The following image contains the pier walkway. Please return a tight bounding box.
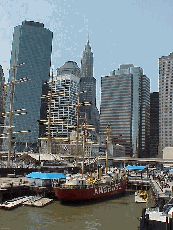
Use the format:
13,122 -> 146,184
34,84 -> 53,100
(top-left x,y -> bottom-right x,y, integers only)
127,172 -> 173,202
0,176 -> 54,205
150,179 -> 164,199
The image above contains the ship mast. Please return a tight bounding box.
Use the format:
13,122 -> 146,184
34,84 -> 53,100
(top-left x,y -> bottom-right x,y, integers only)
75,88 -> 80,165
81,118 -> 95,178
71,87 -> 91,166
105,124 -> 111,174
47,69 -> 53,154
39,72 -> 68,153
8,54 -> 16,168
82,120 -> 86,178
5,51 -> 28,168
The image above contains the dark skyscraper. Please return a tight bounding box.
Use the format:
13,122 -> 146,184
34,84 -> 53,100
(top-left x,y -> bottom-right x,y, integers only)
3,21 -> 53,151
81,39 -> 93,78
140,74 -> 150,157
79,39 -> 99,133
150,92 -> 159,157
100,65 -> 150,157
100,73 -> 133,156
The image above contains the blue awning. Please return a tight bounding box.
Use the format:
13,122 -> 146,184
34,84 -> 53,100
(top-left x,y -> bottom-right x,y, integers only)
125,165 -> 146,170
25,172 -> 66,179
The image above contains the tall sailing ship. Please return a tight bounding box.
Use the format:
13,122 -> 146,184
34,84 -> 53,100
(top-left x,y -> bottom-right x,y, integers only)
47,76 -> 127,201
52,124 -> 127,201
52,169 -> 127,201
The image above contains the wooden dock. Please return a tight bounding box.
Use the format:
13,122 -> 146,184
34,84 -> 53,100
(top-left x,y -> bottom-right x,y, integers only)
0,176 -> 55,204
23,196 -> 53,207
0,196 -> 53,210
0,196 -> 32,210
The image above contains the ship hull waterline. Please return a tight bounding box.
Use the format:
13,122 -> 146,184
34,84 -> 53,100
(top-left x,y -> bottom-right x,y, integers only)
53,177 -> 127,201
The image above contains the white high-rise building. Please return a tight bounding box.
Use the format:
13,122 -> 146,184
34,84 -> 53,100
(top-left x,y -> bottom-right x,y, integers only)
49,74 -> 79,138
159,52 -> 173,154
48,61 -> 80,138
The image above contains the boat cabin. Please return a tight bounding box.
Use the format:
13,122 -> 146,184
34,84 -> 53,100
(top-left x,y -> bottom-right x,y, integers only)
65,176 -> 87,186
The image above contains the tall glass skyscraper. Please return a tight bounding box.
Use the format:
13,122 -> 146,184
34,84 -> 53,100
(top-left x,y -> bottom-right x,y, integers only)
100,64 -> 150,157
140,74 -> 150,157
3,21 -> 53,151
100,73 -> 133,156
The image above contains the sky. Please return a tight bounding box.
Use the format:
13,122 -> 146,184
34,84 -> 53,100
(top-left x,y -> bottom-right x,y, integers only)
0,0 -> 173,109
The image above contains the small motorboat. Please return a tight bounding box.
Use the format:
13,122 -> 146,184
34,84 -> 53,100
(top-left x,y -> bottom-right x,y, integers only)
135,190 -> 148,203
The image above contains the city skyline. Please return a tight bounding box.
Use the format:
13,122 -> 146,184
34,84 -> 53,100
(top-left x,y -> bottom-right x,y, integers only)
1,0 -> 173,110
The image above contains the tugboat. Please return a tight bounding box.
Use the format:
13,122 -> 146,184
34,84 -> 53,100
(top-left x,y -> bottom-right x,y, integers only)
52,124 -> 127,201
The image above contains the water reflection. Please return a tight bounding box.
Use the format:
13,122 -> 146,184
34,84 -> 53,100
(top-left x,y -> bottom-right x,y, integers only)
0,190 -> 155,230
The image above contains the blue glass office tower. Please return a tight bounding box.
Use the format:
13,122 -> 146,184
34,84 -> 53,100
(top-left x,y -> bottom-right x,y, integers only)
3,21 -> 53,151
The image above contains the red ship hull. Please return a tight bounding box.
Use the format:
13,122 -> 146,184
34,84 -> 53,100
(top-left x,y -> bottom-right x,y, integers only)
53,177 -> 127,201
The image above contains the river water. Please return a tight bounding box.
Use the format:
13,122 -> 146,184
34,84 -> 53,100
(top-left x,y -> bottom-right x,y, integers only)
0,190 -> 155,230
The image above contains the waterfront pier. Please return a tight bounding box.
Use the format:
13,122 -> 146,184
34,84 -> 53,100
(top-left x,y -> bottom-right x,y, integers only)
127,178 -> 150,191
0,176 -> 55,205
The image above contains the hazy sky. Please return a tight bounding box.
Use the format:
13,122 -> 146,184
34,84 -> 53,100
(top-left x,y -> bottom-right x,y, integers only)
0,0 -> 173,108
